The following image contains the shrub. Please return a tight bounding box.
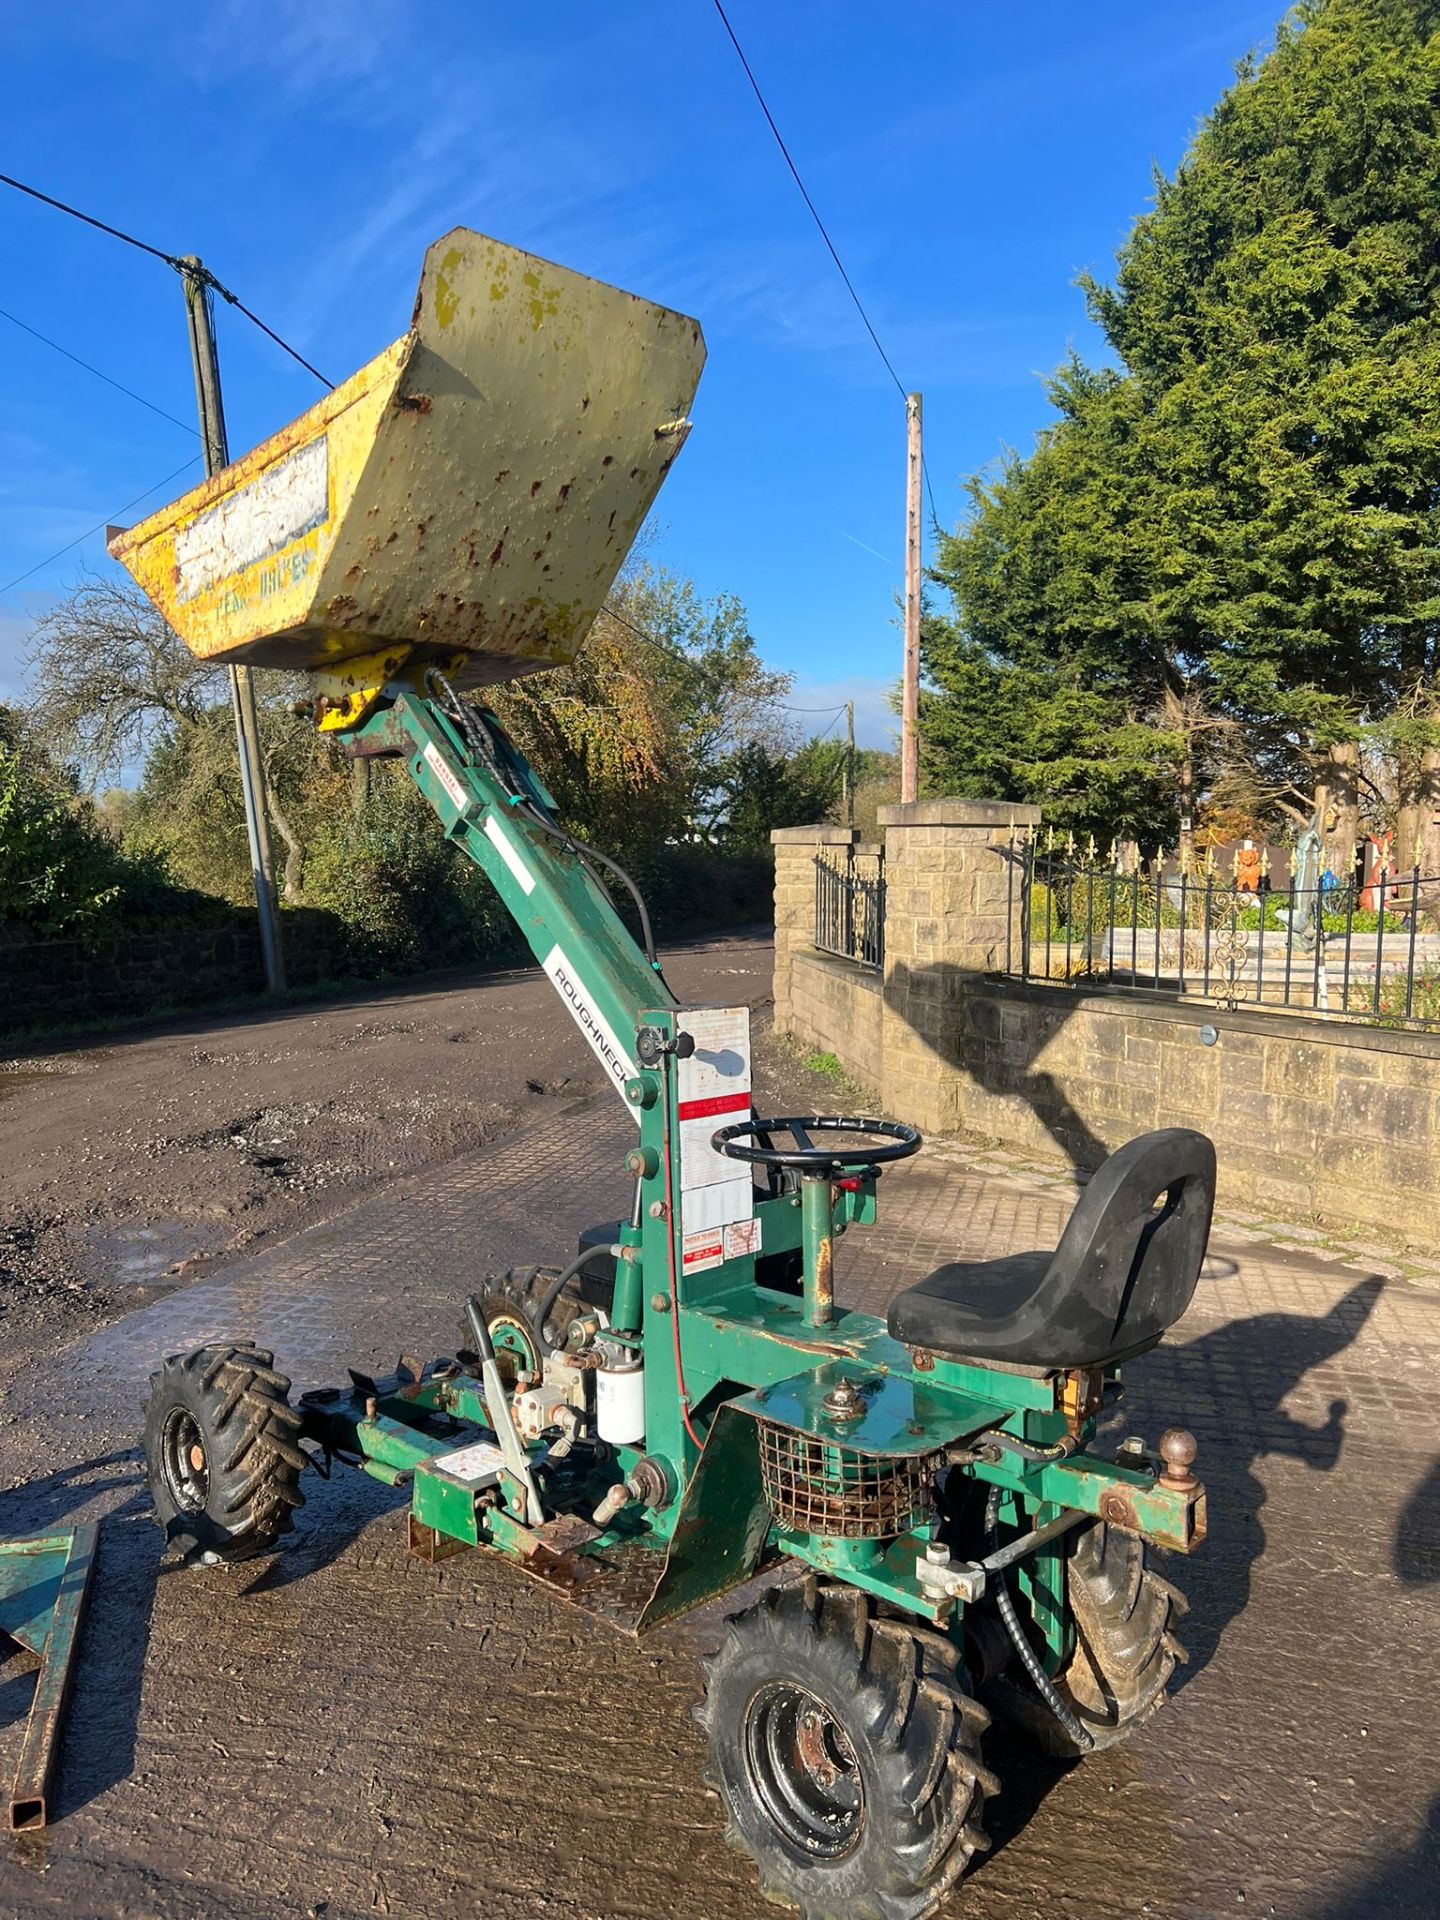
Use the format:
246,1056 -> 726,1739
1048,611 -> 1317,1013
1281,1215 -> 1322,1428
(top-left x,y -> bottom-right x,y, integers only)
0,744 -> 199,935
301,776 -> 525,973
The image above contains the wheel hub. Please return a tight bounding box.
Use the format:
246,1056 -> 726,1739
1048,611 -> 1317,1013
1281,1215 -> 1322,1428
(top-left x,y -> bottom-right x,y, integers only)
795,1707 -> 839,1788
744,1682 -> 863,1859
160,1408 -> 210,1513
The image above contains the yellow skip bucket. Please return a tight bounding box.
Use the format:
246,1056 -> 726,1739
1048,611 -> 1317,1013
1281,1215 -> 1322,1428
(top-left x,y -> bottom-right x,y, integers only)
109,229 -> 706,689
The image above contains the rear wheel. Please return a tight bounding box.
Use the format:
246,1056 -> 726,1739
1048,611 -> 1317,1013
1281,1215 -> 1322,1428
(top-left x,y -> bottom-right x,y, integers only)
990,1521 -> 1187,1757
142,1342 -> 306,1564
697,1578 -> 996,1920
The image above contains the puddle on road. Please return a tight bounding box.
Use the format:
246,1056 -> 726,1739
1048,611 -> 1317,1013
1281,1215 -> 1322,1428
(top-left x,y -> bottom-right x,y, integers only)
89,1219 -> 219,1289
0,1051 -> 106,1099
72,1257 -> 373,1397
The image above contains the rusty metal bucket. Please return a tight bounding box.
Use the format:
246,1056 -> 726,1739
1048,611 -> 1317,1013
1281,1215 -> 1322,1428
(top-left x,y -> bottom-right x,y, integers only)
108,229 -> 705,688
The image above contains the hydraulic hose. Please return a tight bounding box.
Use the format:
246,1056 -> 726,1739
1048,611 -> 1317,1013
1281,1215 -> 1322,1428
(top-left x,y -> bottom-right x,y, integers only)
983,1484 -> 1094,1752
973,1430 -> 1077,1466
518,803 -> 665,976
532,1245 -> 619,1357
427,671 -> 669,981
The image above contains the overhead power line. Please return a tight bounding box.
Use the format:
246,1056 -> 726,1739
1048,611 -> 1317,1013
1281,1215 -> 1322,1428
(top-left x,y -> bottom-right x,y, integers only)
0,170 -> 179,267
707,5 -> 943,531
220,290 -> 334,393
0,455 -> 202,599
0,170 -> 334,388
0,303 -> 199,436
707,4 -> 905,400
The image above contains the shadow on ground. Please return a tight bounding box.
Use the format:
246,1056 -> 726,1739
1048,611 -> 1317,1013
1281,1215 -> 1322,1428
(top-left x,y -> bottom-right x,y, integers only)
1148,1275 -> 1382,1685
1396,1454 -> 1440,1584
1303,1795 -> 1440,1919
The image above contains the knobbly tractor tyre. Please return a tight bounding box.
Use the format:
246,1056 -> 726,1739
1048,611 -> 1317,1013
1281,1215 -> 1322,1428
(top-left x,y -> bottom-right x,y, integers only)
991,1520 -> 1187,1758
142,1342 -> 306,1563
697,1577 -> 996,1920
468,1265 -> 592,1385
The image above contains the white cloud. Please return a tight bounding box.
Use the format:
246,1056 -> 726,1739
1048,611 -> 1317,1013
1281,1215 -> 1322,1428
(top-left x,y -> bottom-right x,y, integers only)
185,0 -> 414,104
279,62 -> 643,351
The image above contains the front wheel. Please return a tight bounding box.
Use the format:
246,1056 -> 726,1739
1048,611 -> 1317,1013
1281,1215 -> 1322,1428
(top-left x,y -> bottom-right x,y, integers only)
990,1520 -> 1188,1757
697,1578 -> 996,1920
142,1342 -> 307,1563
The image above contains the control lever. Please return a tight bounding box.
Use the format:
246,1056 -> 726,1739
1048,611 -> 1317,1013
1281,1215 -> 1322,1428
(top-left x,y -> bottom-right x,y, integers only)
465,1294 -> 545,1526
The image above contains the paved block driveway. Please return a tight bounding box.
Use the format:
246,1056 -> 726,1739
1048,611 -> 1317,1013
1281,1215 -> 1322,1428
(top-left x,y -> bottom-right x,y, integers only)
0,1091 -> 1435,1920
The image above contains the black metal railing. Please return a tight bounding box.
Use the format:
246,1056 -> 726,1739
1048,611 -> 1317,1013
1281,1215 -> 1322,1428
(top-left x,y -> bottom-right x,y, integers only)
815,850 -> 885,971
1004,833 -> 1440,1029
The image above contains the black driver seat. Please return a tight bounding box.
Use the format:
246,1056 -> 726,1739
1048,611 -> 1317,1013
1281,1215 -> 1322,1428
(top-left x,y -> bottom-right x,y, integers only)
888,1129 -> 1216,1369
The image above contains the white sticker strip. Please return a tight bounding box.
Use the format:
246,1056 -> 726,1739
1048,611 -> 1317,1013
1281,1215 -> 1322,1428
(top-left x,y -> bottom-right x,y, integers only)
424,740 -> 471,814
175,435 -> 329,600
681,1175 -> 754,1235
543,944 -> 640,1118
484,814 -> 536,895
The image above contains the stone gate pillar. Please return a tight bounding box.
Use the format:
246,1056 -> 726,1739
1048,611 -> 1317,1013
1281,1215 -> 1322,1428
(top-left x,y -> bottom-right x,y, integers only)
770,825 -> 857,1041
877,799 -> 1040,1132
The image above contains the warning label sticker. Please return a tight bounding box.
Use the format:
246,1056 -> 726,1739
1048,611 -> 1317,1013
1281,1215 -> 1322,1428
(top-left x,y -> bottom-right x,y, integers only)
432,1439 -> 506,1486
676,1006 -> 753,1242
424,740 -> 470,815
724,1218 -> 761,1260
682,1228 -> 726,1274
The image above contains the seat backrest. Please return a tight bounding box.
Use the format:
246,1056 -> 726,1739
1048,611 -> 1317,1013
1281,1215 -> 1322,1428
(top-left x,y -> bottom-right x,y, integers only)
1045,1128 -> 1216,1357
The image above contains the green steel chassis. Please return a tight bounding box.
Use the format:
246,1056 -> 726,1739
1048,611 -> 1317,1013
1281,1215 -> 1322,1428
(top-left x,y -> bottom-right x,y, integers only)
137,678 -> 1210,1911
278,686 -> 1206,1666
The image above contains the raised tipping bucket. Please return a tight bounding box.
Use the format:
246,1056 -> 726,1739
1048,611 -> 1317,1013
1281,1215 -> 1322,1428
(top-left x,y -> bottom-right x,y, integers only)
108,229 -> 706,688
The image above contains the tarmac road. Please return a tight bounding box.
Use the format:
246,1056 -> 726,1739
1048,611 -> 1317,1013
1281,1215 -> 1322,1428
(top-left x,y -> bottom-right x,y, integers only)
0,932 -> 1435,1920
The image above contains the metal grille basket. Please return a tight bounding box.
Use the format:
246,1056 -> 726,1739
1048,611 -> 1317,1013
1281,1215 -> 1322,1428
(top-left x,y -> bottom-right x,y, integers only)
757,1422 -> 938,1540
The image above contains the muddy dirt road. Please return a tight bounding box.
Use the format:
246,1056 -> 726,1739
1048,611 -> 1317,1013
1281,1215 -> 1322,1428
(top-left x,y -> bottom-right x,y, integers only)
0,935 -> 789,1382
0,932 -> 1436,1920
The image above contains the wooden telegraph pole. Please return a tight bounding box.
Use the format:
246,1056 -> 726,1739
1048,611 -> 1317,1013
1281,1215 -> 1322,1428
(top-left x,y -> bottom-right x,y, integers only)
180,258 -> 286,994
900,393 -> 922,804
845,698 -> 856,827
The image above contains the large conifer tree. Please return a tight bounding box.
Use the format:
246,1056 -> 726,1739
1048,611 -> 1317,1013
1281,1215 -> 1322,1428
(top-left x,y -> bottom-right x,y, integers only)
926,0 -> 1440,859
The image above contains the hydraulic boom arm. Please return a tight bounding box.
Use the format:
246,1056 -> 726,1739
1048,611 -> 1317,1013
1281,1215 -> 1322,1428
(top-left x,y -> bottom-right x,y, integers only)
350,687 -> 677,1109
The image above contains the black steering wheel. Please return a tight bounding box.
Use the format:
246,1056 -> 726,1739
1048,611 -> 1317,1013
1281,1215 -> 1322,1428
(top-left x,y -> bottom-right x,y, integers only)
711,1115 -> 922,1175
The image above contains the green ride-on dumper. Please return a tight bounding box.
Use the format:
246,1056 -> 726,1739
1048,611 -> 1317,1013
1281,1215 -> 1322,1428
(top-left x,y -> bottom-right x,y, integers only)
116,230 -> 1212,1920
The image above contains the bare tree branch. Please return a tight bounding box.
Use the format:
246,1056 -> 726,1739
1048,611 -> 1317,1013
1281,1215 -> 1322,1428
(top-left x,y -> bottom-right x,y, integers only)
25,574 -> 223,785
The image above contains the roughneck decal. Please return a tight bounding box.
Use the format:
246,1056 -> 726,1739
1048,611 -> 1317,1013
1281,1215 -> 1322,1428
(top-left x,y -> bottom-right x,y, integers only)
543,944 -> 640,1119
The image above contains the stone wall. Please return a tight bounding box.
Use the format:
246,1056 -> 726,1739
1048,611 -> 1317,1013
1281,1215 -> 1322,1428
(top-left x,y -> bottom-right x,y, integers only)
774,801 -> 1440,1236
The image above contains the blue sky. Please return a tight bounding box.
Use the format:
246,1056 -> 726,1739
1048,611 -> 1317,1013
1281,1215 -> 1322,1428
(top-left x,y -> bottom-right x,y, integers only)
0,0 -> 1283,753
